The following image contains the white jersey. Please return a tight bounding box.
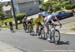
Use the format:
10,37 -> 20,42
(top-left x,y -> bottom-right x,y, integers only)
44,15 -> 54,24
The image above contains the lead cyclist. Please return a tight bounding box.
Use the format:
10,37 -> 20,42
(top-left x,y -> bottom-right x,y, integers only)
44,14 -> 62,40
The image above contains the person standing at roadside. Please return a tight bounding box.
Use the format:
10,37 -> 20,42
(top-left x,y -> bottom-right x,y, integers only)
9,22 -> 14,32
72,8 -> 75,16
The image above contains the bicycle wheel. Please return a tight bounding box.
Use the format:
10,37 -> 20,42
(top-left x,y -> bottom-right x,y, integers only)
23,25 -> 27,31
49,30 -> 54,42
38,29 -> 47,39
10,27 -> 14,32
53,29 -> 60,44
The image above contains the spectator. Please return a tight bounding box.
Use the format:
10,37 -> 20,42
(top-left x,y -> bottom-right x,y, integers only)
72,8 -> 75,16
9,22 -> 14,32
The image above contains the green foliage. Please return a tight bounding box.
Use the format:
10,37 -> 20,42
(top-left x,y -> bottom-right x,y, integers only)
41,0 -> 73,12
0,3 -> 3,11
4,18 -> 14,22
0,3 -> 3,8
42,1 -> 62,12
38,0 -> 42,5
53,4 -> 61,12
72,4 -> 75,9
0,12 -> 5,17
63,1 -> 71,5
7,2 -> 11,5
58,0 -> 69,3
51,1 -> 57,4
16,13 -> 26,21
42,2 -> 51,11
71,28 -> 75,31
65,4 -> 73,10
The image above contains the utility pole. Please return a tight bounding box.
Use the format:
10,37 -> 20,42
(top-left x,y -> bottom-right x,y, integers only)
11,0 -> 18,29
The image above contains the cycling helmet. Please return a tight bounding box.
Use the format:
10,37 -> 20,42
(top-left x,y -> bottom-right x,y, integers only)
38,13 -> 42,16
41,12 -> 49,17
51,13 -> 56,19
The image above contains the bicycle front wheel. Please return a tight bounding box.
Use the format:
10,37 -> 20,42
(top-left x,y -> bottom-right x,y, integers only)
53,29 -> 60,44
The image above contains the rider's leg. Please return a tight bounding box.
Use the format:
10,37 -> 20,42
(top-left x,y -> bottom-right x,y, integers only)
36,23 -> 39,34
45,23 -> 49,34
40,24 -> 44,31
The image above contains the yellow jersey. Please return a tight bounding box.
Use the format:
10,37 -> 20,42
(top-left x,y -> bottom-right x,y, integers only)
33,17 -> 44,25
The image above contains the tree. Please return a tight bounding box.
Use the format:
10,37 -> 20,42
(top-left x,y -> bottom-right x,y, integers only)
42,1 -> 51,11
0,3 -> 3,11
42,0 -> 72,12
38,0 -> 42,5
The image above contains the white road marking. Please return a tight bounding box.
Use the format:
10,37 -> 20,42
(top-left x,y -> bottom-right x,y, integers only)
43,50 -> 75,52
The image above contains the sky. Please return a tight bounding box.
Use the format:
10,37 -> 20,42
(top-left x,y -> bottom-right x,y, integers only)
0,0 -> 10,2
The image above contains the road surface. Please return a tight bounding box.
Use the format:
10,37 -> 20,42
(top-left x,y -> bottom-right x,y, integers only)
0,29 -> 75,52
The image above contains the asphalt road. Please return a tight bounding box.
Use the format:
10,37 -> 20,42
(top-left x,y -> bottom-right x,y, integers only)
0,29 -> 75,52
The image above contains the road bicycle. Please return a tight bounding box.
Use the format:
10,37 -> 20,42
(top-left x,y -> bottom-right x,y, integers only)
37,25 -> 47,40
48,25 -> 61,44
23,22 -> 27,31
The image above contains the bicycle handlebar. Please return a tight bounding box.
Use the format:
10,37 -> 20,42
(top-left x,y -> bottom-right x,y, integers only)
51,24 -> 62,28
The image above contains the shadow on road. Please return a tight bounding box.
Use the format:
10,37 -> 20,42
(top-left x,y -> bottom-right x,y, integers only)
57,41 -> 70,45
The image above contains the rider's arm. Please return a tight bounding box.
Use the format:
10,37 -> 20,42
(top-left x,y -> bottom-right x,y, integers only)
55,16 -> 62,28
55,16 -> 61,25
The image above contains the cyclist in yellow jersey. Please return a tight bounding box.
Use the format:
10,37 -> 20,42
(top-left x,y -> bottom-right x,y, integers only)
33,14 -> 44,34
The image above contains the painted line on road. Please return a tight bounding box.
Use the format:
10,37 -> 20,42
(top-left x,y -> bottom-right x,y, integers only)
43,50 -> 75,52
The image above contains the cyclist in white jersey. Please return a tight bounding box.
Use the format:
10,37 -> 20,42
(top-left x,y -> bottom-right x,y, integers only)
44,14 -> 62,34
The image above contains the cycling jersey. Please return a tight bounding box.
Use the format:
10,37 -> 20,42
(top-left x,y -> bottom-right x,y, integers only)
33,16 -> 44,25
43,14 -> 56,33
45,15 -> 54,24
44,14 -> 57,27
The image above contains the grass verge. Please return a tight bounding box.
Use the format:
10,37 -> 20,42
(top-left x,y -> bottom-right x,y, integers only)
71,28 -> 75,31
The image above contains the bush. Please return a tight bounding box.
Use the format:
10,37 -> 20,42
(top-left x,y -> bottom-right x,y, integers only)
71,28 -> 75,31
72,4 -> 75,9
0,12 -> 5,17
53,4 -> 61,12
65,4 -> 72,10
16,13 -> 27,21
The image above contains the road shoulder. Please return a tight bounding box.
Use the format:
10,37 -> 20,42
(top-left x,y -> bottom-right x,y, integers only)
0,41 -> 23,52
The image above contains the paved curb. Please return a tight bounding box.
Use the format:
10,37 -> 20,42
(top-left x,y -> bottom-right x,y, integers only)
0,41 -> 23,52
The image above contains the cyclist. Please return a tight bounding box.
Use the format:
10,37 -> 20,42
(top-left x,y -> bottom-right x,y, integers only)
9,22 -> 14,32
22,16 -> 27,31
44,14 -> 62,40
33,14 -> 44,36
26,17 -> 34,32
